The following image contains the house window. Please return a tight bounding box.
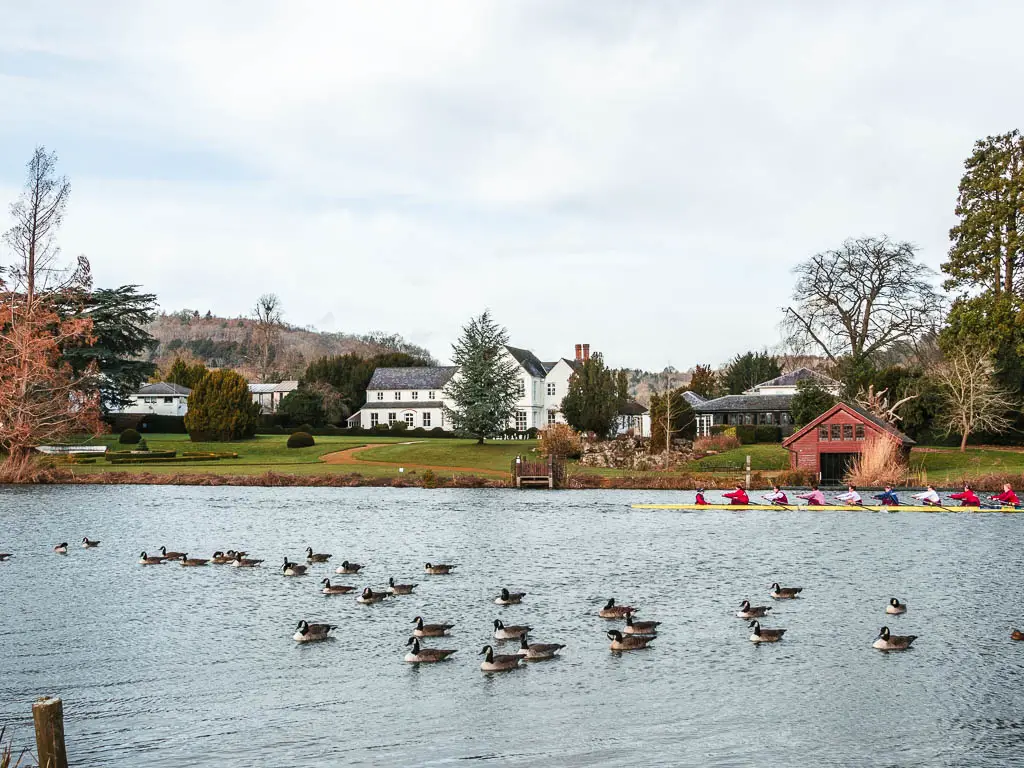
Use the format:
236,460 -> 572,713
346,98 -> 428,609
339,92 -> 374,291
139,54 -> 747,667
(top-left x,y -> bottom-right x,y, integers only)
411,391 -> 419,400
818,426 -> 829,441
394,392 -> 401,401
855,425 -> 865,441
516,380 -> 525,398
548,410 -> 557,426
843,424 -> 853,440
744,413 -> 755,425
780,412 -> 792,425
404,412 -> 414,426
164,397 -> 173,403
830,424 -> 841,441
547,382 -> 556,396
143,397 -> 157,404
428,391 -> 435,400
515,410 -> 528,432
388,412 -> 397,425
376,392 -> 384,401
423,412 -> 431,428
370,413 -> 379,427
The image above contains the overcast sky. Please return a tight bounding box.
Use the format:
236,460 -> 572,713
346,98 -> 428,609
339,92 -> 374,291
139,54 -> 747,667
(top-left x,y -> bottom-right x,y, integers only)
1,2 -> 1020,368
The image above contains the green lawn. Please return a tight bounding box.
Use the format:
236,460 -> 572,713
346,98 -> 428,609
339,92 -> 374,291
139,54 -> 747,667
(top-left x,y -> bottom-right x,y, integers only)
344,440 -> 537,472
911,446 -> 1024,482
683,444 -> 791,472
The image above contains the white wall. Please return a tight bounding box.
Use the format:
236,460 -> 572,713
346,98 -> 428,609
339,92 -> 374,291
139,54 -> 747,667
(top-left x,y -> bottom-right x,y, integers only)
119,395 -> 188,417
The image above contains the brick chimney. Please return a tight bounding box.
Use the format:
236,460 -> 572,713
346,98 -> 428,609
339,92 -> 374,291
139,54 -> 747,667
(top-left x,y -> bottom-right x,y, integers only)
582,343 -> 590,361
575,344 -> 583,361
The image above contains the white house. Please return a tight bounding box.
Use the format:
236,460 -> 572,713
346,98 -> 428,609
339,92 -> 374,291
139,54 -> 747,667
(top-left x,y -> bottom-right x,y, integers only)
249,380 -> 299,413
351,344 -> 596,432
116,382 -> 191,417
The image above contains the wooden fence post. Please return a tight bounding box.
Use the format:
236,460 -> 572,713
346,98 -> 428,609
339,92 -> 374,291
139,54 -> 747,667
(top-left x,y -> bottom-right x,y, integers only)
745,455 -> 751,489
32,696 -> 67,768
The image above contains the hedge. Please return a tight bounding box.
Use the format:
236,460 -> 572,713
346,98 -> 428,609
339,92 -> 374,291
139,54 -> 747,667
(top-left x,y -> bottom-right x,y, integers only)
736,425 -> 757,444
286,432 -> 316,449
119,429 -> 141,444
754,425 -> 782,443
105,450 -> 177,460
106,453 -> 228,464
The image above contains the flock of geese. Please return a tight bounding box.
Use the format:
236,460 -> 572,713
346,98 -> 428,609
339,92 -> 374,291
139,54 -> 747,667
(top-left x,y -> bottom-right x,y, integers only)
1,540 -> 969,665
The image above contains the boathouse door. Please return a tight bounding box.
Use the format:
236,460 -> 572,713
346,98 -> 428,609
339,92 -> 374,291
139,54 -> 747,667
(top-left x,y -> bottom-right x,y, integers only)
820,453 -> 857,485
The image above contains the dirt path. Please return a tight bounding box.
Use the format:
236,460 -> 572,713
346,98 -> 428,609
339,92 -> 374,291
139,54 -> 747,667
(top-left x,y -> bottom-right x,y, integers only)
319,443 -> 507,477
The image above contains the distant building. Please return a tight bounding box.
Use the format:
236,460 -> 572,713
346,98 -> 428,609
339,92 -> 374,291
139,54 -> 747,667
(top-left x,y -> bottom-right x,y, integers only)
249,381 -> 299,413
617,400 -> 651,437
692,368 -> 841,436
115,382 -> 191,417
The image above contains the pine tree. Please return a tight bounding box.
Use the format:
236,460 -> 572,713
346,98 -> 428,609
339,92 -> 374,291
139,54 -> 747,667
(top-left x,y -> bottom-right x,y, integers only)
184,369 -> 261,441
560,354 -> 626,437
443,311 -> 520,443
722,351 -> 781,395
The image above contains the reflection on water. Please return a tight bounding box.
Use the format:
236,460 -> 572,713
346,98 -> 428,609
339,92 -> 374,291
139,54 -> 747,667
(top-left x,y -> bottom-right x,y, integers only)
1,485 -> 1022,766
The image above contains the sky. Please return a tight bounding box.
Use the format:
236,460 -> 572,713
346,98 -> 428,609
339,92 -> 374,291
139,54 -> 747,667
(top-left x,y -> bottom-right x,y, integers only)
1,1 -> 1021,369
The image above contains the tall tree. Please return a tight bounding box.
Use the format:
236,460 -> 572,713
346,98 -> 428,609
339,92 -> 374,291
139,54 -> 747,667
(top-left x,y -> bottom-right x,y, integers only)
165,356 -> 209,389
783,236 -> 944,367
933,346 -> 1016,452
722,350 -> 782,394
649,387 -> 696,453
305,351 -> 427,413
688,364 -> 718,399
560,354 -> 627,437
184,369 -> 261,441
443,310 -> 519,444
251,293 -> 283,382
57,285 -> 158,412
789,378 -> 837,426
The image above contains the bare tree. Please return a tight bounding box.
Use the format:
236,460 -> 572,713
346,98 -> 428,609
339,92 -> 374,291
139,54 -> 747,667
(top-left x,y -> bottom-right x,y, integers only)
783,236 -> 944,365
855,384 -> 917,424
933,347 -> 1016,452
2,147 -> 89,306
251,293 -> 283,382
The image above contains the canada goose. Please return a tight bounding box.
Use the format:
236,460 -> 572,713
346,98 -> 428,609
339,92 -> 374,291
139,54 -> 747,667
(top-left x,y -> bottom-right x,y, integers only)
181,554 -> 209,567
138,551 -> 165,565
769,583 -> 803,599
749,620 -> 786,643
53,543 -> 68,554
357,587 -> 389,604
210,551 -> 233,564
0,553 -> 12,561
607,630 -> 652,651
737,600 -> 772,619
495,588 -> 526,605
624,613 -> 661,635
425,562 -> 456,575
81,537 -> 100,548
293,619 -> 337,642
886,598 -> 908,615
1011,629 -> 1024,641
412,616 -> 454,637
225,550 -> 248,559
873,626 -> 917,650
231,554 -> 264,568
404,637 -> 457,663
305,546 -> 331,563
321,578 -> 356,595
388,577 -> 418,595
282,559 -> 308,576
493,619 -> 531,640
599,598 -> 636,619
479,645 -> 521,672
159,546 -> 186,561
336,560 -> 363,574
518,636 -> 565,660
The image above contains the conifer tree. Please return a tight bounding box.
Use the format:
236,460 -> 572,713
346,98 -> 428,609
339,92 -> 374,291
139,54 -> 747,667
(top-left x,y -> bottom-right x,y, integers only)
561,354 -> 626,437
184,369 -> 260,441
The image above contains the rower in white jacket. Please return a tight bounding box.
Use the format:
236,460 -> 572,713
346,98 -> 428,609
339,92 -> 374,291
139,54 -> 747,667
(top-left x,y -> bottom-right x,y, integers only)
835,485 -> 862,505
912,486 -> 942,506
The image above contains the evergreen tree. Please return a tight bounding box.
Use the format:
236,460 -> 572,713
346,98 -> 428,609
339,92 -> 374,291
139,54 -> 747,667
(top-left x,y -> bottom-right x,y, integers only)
165,357 -> 209,389
184,369 -> 261,441
789,378 -> 837,426
560,354 -> 626,437
305,351 -> 427,412
278,388 -> 327,427
688,364 -> 718,399
722,350 -> 781,394
443,311 -> 519,443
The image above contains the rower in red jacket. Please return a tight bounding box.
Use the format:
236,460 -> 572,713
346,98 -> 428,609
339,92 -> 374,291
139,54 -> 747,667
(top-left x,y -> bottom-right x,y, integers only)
992,484 -> 1020,506
949,484 -> 980,507
723,486 -> 749,506
694,488 -> 708,505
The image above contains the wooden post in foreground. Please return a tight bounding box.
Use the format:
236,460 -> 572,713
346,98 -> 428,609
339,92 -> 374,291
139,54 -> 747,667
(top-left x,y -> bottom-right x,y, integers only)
32,696 -> 67,768
745,454 -> 751,489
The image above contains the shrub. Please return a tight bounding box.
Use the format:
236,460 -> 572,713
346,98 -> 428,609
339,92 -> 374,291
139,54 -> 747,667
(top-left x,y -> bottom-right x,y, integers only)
845,437 -> 908,487
373,424 -> 391,433
754,425 -> 782,443
389,421 -> 408,433
278,389 -> 327,427
296,423 -> 314,434
538,423 -> 583,459
136,438 -> 149,452
119,428 -> 141,444
184,369 -> 261,441
287,431 -> 316,449
526,427 -> 539,439
408,427 -> 427,436
774,469 -> 816,487
429,427 -> 447,436
736,425 -> 757,444
694,433 -> 741,453
420,469 -> 438,488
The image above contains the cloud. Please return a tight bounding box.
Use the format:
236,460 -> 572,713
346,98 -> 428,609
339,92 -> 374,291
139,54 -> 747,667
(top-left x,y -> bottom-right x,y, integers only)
1,1 -> 1020,367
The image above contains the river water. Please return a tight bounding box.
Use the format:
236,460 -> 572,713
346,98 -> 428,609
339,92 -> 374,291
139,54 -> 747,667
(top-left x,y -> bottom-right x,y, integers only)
1,485 -> 1022,767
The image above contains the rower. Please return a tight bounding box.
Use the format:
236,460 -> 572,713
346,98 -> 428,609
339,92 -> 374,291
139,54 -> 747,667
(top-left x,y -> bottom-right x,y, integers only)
873,486 -> 899,506
835,485 -> 862,505
694,487 -> 708,506
912,485 -> 942,506
950,483 -> 980,507
723,485 -> 749,506
990,483 -> 1020,508
762,485 -> 788,505
796,485 -> 825,506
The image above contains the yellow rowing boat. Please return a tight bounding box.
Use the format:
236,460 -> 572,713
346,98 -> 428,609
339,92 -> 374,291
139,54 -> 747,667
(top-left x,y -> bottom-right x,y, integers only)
629,504 -> 1022,513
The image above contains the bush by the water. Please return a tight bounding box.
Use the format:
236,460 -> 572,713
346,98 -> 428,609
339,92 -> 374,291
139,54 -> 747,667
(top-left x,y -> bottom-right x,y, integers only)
184,369 -> 261,442
119,428 -> 141,444
538,423 -> 583,459
286,431 -> 316,449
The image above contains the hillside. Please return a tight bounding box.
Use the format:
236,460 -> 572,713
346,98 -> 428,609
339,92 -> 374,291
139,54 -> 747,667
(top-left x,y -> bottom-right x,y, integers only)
146,311 -> 434,379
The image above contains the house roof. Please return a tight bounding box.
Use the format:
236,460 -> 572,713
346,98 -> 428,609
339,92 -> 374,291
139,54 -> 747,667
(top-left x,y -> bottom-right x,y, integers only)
782,401 -> 915,448
367,367 -> 458,390
752,367 -> 839,390
541,358 -> 583,374
692,393 -> 795,413
681,391 -> 707,407
137,382 -> 191,396
619,400 -> 649,416
505,345 -> 548,379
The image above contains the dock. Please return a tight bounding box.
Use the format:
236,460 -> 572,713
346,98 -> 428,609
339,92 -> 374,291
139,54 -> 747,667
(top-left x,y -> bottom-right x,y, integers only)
511,457 -> 564,489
